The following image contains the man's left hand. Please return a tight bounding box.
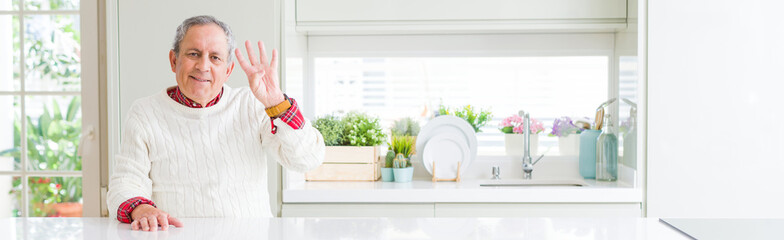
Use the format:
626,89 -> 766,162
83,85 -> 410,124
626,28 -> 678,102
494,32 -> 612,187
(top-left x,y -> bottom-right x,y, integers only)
235,40 -> 285,107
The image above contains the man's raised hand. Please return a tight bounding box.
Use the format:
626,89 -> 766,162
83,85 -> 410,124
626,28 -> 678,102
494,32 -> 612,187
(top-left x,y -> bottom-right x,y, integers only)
235,40 -> 285,108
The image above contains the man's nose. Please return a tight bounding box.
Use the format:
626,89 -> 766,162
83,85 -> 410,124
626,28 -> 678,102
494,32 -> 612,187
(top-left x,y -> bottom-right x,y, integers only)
195,56 -> 210,72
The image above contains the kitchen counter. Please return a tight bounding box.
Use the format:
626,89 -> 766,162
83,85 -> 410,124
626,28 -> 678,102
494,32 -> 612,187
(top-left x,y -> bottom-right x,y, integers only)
283,179 -> 642,203
0,217 -> 688,239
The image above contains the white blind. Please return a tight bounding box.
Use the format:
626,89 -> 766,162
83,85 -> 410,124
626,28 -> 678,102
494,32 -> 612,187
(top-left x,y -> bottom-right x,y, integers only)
294,33 -> 615,155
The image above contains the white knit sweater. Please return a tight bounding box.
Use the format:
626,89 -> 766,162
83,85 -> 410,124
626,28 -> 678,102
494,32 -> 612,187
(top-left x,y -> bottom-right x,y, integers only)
107,85 -> 324,219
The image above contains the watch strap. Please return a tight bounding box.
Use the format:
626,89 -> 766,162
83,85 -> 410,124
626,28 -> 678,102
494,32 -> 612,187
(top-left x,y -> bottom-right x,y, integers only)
265,94 -> 292,117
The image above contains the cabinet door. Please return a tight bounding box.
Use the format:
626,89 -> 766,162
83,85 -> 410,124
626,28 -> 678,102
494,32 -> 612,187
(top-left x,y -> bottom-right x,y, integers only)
282,203 -> 435,217
297,0 -> 626,22
435,203 -> 641,217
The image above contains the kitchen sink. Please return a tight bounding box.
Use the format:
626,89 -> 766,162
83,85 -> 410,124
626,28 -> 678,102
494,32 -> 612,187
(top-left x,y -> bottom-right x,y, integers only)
478,179 -> 587,187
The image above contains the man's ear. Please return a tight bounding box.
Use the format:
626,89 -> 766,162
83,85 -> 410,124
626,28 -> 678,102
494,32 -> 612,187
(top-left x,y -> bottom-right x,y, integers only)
169,50 -> 177,72
226,61 -> 235,77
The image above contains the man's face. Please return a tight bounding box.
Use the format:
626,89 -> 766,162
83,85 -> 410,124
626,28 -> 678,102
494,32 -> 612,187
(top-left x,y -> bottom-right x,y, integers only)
169,24 -> 234,104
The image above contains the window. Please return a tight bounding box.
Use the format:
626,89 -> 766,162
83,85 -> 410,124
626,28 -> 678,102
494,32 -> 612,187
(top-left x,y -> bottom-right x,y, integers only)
293,34 -> 617,155
0,0 -> 98,217
311,56 -> 608,154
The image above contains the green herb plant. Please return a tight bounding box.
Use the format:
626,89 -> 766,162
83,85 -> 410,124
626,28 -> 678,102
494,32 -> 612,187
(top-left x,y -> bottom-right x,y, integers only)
313,112 -> 386,147
313,115 -> 344,146
390,117 -> 420,137
341,112 -> 386,146
438,104 -> 492,133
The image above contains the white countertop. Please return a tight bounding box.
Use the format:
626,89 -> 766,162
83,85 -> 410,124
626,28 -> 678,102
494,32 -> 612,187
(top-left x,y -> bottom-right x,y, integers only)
283,179 -> 642,203
0,217 -> 688,239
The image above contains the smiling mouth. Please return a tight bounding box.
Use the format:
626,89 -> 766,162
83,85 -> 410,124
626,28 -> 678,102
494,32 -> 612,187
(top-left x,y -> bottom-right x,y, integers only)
190,76 -> 211,83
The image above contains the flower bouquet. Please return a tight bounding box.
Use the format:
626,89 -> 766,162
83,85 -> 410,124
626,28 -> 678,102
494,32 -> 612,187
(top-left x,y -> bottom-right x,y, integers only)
499,114 -> 544,156
548,117 -> 584,156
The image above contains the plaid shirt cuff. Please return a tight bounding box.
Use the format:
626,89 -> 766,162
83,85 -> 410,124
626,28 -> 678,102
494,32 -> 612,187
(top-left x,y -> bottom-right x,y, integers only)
270,97 -> 304,134
117,196 -> 156,224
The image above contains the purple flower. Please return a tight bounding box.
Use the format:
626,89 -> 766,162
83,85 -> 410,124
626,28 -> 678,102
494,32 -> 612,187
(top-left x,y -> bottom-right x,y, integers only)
549,116 -> 582,137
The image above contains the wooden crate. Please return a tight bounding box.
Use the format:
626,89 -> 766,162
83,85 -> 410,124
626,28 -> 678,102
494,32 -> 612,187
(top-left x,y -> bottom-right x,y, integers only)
305,146 -> 382,181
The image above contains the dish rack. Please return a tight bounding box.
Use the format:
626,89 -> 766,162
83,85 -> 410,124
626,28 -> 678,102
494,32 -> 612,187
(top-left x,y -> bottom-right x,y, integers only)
431,161 -> 462,182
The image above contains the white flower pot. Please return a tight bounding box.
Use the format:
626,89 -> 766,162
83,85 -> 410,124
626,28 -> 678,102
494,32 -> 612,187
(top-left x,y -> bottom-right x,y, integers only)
504,134 -> 538,157
558,134 -> 580,156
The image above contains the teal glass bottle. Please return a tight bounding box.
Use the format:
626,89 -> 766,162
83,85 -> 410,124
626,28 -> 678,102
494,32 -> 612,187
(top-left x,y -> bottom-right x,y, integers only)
596,114 -> 618,181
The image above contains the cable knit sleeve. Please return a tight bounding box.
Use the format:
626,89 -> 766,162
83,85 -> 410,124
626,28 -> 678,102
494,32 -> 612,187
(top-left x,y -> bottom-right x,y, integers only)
258,99 -> 325,173
107,105 -> 155,221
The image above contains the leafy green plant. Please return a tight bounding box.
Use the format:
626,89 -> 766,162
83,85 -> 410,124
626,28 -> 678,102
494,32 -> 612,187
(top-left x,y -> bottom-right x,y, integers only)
1,96 -> 83,217
341,112 -> 386,146
390,135 -> 415,168
313,115 -> 344,146
314,112 -> 386,147
391,135 -> 415,157
390,117 -> 420,137
22,15 -> 82,90
438,104 -> 493,133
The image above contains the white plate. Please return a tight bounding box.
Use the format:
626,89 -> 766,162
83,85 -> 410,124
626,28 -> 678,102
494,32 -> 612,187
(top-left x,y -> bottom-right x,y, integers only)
422,132 -> 470,179
416,115 -> 477,176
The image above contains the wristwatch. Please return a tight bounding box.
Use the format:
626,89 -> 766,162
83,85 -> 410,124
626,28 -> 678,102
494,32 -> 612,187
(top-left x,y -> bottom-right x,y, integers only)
265,94 -> 292,117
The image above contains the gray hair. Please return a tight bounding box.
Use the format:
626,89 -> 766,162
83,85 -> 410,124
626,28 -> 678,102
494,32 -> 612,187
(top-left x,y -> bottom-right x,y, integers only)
172,15 -> 235,63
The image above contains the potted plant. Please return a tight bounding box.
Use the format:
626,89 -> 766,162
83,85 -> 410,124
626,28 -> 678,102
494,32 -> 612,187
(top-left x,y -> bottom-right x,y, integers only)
499,114 -> 544,156
381,117 -> 421,182
382,149 -> 396,182
438,104 -> 492,133
390,135 -> 416,183
308,112 -> 387,181
549,116 -> 585,156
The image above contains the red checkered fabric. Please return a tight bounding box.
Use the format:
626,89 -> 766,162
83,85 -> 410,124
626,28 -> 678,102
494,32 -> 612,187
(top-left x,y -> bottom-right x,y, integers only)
270,96 -> 304,134
117,196 -> 156,223
166,86 -> 223,108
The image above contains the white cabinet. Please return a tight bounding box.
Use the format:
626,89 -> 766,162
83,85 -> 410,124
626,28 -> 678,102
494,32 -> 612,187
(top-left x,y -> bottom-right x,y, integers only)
282,204 -> 435,217
295,0 -> 628,34
297,0 -> 626,22
282,203 -> 640,217
435,203 -> 641,217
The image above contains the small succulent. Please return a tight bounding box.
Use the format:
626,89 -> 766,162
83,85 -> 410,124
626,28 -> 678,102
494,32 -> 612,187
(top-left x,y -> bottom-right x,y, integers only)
390,135 -> 416,168
385,149 -> 395,168
393,154 -> 409,169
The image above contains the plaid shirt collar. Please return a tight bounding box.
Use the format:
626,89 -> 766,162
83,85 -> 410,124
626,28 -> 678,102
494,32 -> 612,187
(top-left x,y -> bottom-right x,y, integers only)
166,86 -> 223,108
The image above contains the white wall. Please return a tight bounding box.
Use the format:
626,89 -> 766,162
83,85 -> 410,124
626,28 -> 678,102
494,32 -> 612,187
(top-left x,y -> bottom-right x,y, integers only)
648,0 -> 784,217
114,0 -> 281,216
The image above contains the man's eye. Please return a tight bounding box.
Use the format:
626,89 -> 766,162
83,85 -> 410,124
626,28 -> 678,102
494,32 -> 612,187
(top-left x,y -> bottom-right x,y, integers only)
211,56 -> 221,61
188,53 -> 198,57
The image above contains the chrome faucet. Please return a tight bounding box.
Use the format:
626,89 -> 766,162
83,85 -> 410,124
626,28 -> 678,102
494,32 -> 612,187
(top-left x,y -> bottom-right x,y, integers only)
521,111 -> 534,179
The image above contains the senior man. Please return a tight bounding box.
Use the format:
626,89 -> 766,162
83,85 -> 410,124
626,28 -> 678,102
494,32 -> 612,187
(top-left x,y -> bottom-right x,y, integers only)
107,15 -> 325,231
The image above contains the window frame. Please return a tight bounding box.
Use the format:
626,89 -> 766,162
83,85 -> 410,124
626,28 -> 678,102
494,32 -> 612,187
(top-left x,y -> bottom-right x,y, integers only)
0,0 -> 101,217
